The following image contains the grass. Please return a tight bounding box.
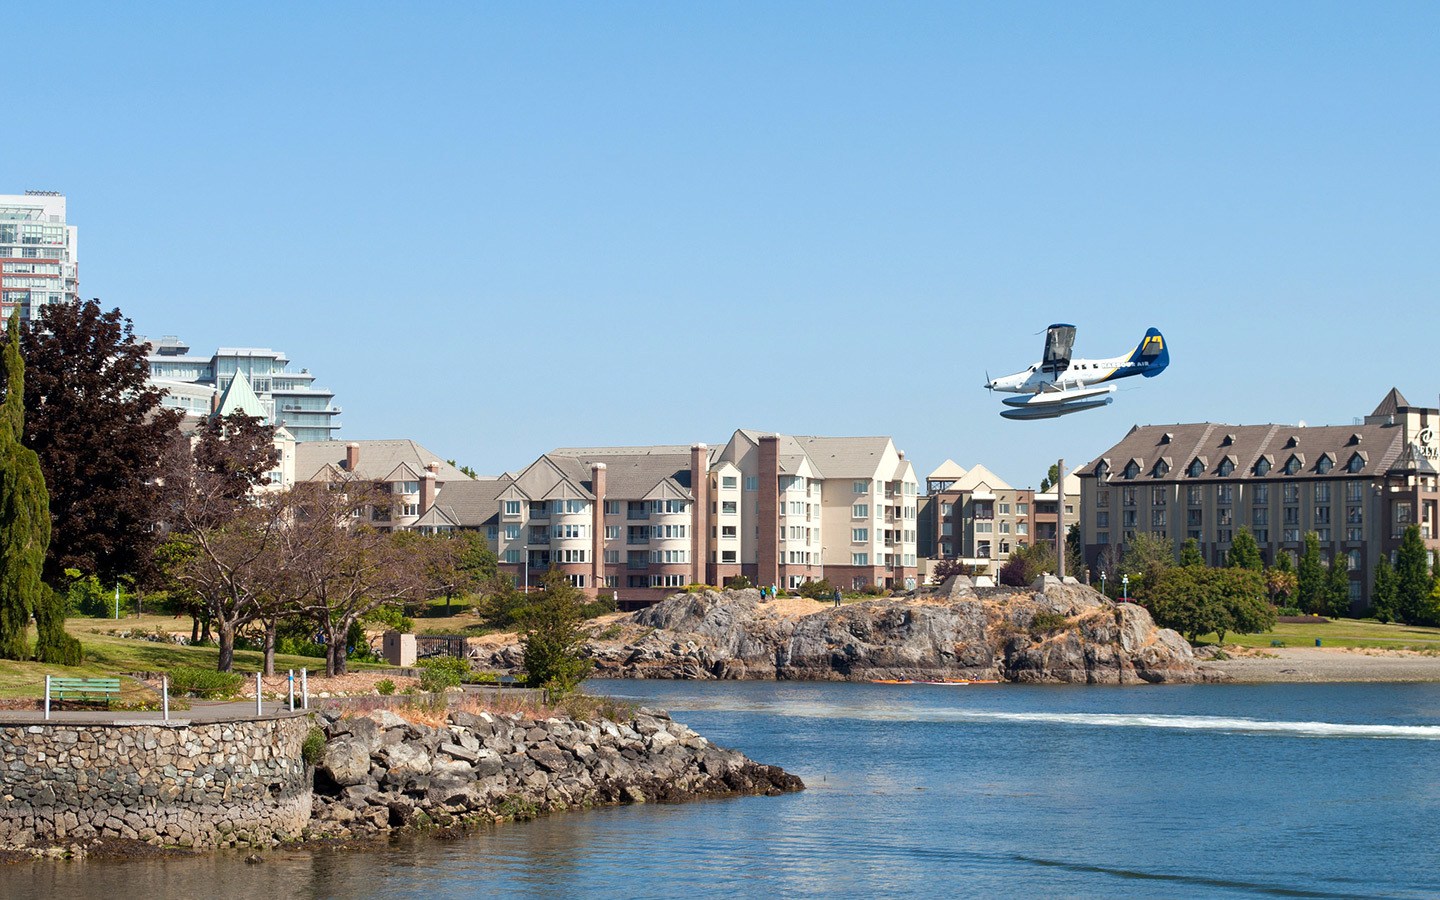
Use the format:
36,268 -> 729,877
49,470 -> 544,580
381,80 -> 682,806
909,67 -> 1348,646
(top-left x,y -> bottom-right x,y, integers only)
0,614 -> 390,700
1197,618 -> 1440,652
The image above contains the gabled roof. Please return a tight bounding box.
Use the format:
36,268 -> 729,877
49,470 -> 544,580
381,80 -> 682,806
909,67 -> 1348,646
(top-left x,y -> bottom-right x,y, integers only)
546,448 -> 695,500
952,463 -> 1013,492
294,440 -> 471,483
790,435 -> 895,479
428,477 -> 510,528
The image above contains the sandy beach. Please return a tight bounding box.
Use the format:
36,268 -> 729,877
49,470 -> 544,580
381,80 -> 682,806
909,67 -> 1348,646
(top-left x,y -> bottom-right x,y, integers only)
1204,647 -> 1440,683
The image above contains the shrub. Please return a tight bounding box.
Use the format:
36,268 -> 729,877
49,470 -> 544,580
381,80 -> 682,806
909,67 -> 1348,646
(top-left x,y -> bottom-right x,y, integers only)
681,583 -> 715,594
168,666 -> 244,699
301,727 -> 326,766
595,623 -> 624,641
724,575 -> 753,590
375,678 -> 397,696
1029,611 -> 1070,635
1277,606 -> 1303,617
796,579 -> 836,601
417,655 -> 469,692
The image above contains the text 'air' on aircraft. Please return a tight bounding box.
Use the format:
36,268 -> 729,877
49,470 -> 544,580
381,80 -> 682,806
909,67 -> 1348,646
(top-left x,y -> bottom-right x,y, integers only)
984,324 -> 1169,420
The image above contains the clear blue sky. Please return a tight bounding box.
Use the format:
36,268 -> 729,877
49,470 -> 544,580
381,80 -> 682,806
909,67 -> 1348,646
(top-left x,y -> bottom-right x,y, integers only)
9,2 -> 1439,488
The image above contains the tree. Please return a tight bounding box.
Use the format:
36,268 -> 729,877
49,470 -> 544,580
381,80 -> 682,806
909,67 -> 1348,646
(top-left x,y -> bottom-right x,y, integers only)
1227,527 -> 1263,571
1296,532 -> 1326,615
446,459 -> 479,480
520,567 -> 593,697
0,314 -> 80,664
999,541 -> 1055,586
1119,532 -> 1174,600
21,300 -> 182,583
1147,566 -> 1274,644
287,482 -> 425,676
1179,537 -> 1205,568
395,530 -> 497,615
1325,556 -> 1352,619
1395,525 -> 1432,625
1065,524 -> 1083,578
1372,555 -> 1398,623
1039,464 -> 1060,493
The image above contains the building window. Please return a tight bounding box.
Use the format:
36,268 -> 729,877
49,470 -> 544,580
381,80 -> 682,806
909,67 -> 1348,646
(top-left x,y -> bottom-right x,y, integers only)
721,550 -> 737,563
1124,462 -> 1140,479
1316,455 -> 1333,475
1254,484 -> 1269,504
604,500 -> 621,515
1216,485 -> 1233,505
604,575 -> 619,588
1187,509 -> 1203,528
1152,487 -> 1167,505
721,500 -> 738,515
1253,508 -> 1269,526
977,541 -> 992,557
1314,506 -> 1331,525
605,525 -> 620,540
1346,481 -> 1364,502
1187,459 -> 1204,478
722,476 -> 738,489
1097,491 -> 1109,508
999,503 -> 1010,514
487,525 -> 498,540
941,522 -> 953,536
504,525 -> 520,540
400,503 -> 418,517
939,542 -> 952,556
1284,456 -> 1302,476
1152,510 -> 1167,528
721,525 -> 737,538
852,553 -> 869,565
561,549 -> 587,563
1218,508 -> 1233,526
1283,485 -> 1300,504
604,550 -> 620,563
1347,454 -> 1365,474
1283,506 -> 1300,525
1347,549 -> 1362,571
1314,483 -> 1331,503
504,500 -> 521,517
853,480 -> 867,494
1096,531 -> 1109,545
503,549 -> 521,564
744,476 -> 759,491
1218,458 -> 1235,477
1255,458 -> 1272,477
1017,503 -> 1029,515
852,528 -> 869,542
1097,511 -> 1109,528
1186,486 -> 1201,506
854,504 -> 869,518
976,522 -> 993,533
1283,528 -> 1300,542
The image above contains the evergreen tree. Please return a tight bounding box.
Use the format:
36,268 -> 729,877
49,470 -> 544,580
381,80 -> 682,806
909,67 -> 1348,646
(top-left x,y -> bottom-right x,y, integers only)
1325,556 -> 1352,618
1371,555 -> 1398,623
0,314 -> 79,663
1227,527 -> 1263,570
1180,537 -> 1205,568
1395,525 -> 1432,625
21,300 -> 183,583
1296,532 -> 1326,615
520,567 -> 593,697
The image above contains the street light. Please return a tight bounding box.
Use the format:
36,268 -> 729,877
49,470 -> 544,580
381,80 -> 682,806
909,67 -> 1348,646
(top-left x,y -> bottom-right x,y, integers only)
1100,570 -> 1107,596
1122,573 -> 1129,602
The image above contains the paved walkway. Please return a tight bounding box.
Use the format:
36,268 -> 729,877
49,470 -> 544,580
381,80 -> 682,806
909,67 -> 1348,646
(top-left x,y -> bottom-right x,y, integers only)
0,699 -> 310,726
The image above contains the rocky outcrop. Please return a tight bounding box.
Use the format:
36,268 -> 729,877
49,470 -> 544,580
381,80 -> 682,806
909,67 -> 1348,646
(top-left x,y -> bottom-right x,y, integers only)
308,707 -> 802,837
471,577 -> 1204,684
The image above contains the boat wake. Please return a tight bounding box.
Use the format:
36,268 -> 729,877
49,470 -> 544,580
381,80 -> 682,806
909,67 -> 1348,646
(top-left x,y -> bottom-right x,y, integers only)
937,709 -> 1440,740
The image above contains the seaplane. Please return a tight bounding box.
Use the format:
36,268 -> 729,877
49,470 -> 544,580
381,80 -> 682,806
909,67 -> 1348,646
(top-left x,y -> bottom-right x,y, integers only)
985,324 -> 1169,420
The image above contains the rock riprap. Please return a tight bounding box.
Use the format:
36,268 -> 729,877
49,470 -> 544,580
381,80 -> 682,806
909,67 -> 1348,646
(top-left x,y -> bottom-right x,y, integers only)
471,576 -> 1203,684
308,707 -> 803,836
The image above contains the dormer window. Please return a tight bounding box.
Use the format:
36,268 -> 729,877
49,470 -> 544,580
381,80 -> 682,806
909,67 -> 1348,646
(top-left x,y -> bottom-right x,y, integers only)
1123,461 -> 1140,480
1187,459 -> 1205,478
1095,461 -> 1110,478
1152,460 -> 1170,477
1284,455 -> 1302,475
1316,454 -> 1333,475
1346,453 -> 1365,474
1159,433 -> 1173,445
1221,433 -> 1236,446
1218,458 -> 1235,477
1286,436 -> 1299,448
1349,433 -> 1363,446
1255,458 -> 1272,477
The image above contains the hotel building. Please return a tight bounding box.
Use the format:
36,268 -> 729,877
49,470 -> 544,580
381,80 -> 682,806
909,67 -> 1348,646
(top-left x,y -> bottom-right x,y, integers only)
0,191 -> 79,322
1077,389 -> 1440,611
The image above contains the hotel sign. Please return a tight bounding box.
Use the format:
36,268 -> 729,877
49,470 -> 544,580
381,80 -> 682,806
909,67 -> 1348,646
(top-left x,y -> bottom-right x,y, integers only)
1419,428 -> 1438,461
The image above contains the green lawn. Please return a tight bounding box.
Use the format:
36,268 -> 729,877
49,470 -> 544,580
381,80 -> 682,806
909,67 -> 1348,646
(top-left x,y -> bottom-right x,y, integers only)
0,614 -> 389,700
1198,619 -> 1440,652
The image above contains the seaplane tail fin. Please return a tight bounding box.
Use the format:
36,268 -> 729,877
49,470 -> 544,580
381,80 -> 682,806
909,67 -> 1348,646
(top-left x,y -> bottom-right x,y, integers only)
1129,327 -> 1169,377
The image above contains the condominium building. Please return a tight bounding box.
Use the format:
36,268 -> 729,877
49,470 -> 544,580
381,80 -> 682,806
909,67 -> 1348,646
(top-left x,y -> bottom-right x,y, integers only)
146,336 -> 341,442
294,440 -> 477,530
382,429 -> 919,607
918,461 -> 1036,575
1077,388 -> 1440,611
0,191 -> 79,322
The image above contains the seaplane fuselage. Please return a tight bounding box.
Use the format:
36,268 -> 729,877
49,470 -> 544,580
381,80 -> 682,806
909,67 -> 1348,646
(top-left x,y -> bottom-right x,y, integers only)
986,325 -> 1169,420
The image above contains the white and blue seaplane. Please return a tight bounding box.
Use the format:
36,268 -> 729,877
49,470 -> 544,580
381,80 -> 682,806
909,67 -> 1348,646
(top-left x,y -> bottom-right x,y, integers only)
985,324 -> 1169,420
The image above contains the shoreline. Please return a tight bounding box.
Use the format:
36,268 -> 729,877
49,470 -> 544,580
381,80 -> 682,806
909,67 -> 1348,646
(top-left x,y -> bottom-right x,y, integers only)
1203,647 -> 1440,683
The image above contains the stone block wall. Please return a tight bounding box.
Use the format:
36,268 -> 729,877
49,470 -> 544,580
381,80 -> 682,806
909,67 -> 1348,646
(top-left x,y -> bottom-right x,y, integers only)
0,717 -> 312,848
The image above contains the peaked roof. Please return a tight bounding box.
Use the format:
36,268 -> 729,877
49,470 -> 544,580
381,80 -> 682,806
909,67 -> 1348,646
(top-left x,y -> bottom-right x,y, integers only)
426,477 -> 510,527
952,463 -> 1013,492
927,459 -> 967,481
1371,387 -> 1411,418
547,448 -> 695,499
294,440 -> 472,483
213,370 -> 266,421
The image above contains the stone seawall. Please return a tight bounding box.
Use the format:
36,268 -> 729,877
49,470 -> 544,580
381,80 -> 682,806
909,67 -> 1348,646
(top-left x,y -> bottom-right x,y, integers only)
0,717 -> 312,849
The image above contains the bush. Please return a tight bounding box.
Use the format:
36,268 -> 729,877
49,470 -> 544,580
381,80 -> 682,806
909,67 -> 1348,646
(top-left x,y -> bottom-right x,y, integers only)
1029,611 -> 1070,635
796,579 -> 836,601
375,678 -> 396,696
301,727 -> 326,766
417,655 -> 469,692
1277,606 -> 1303,617
724,575 -> 753,590
681,583 -> 715,594
168,666 -> 244,699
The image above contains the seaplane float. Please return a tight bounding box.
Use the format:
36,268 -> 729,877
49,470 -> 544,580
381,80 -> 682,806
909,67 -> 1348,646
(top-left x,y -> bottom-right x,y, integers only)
985,323 -> 1169,420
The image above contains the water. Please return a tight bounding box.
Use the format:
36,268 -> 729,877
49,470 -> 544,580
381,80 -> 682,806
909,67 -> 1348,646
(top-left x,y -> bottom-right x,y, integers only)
9,680 -> 1440,898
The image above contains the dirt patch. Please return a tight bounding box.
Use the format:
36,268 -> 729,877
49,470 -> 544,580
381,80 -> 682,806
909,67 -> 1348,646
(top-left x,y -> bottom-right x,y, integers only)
1206,646 -> 1440,683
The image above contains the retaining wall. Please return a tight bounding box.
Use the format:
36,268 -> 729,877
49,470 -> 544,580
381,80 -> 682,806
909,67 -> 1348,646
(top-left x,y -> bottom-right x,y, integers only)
0,716 -> 312,848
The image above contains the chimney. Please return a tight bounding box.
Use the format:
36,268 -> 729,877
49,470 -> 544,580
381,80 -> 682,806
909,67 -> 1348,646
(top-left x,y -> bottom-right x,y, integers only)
344,442 -> 360,472
591,463 -> 607,596
758,435 -> 780,590
209,390 -> 220,415
420,462 -> 440,513
691,444 -> 709,586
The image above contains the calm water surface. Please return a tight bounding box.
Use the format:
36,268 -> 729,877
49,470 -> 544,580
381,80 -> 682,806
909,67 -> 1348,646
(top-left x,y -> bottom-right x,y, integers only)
8,680 -> 1440,898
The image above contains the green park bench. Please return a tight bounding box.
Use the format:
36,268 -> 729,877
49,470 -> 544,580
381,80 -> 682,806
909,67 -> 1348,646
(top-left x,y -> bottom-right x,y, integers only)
46,676 -> 122,708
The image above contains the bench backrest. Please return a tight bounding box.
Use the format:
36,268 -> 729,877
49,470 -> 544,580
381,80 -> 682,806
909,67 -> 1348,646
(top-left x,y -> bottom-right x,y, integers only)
49,678 -> 121,692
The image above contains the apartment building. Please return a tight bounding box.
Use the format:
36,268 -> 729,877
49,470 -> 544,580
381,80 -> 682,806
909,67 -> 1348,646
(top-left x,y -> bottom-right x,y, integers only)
146,336 -> 341,442
385,430 -> 917,607
0,191 -> 79,322
294,440 -> 476,531
1077,388 -> 1440,611
918,461 -> 1035,576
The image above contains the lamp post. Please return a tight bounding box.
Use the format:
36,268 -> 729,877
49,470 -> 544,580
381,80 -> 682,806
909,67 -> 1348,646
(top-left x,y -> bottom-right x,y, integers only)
1100,570 -> 1107,597
1122,573 -> 1129,602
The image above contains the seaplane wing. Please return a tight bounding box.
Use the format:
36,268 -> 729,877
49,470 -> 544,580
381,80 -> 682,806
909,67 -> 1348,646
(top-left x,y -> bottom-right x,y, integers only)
985,324 -> 1169,420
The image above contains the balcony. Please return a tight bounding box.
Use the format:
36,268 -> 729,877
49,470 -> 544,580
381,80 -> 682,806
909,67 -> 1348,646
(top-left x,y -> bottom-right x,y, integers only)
627,511 -> 649,521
